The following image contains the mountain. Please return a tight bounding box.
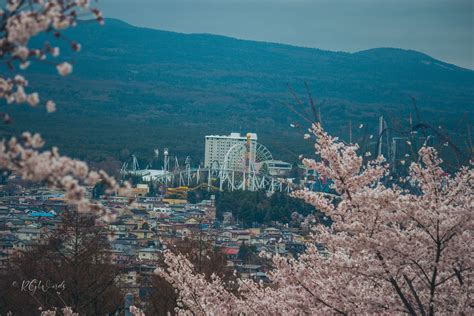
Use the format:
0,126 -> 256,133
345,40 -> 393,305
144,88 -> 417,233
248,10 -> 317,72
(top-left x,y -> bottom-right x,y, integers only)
2,18 -> 473,164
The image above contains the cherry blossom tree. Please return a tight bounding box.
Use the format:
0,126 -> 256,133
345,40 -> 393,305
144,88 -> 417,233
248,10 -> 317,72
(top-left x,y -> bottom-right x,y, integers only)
1,0 -> 103,112
159,122 -> 473,315
0,2 -> 139,314
0,0 -> 131,222
1,2 -> 472,315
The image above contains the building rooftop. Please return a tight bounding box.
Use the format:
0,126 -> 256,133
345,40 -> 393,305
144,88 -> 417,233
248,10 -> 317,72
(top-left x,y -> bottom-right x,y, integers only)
205,133 -> 257,140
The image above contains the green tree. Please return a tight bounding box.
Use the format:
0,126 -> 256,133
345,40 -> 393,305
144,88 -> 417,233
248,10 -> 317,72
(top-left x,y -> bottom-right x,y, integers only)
0,211 -> 122,315
92,181 -> 106,199
187,190 -> 197,204
215,190 -> 318,227
141,238 -> 233,315
148,182 -> 157,197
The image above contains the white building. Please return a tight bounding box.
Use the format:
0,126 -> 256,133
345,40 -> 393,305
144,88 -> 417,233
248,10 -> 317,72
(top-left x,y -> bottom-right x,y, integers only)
137,247 -> 160,261
204,132 -> 258,168
260,160 -> 292,177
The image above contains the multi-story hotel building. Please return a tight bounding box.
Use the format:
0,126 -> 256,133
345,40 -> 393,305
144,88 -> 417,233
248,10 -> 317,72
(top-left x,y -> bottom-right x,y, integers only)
204,133 -> 257,168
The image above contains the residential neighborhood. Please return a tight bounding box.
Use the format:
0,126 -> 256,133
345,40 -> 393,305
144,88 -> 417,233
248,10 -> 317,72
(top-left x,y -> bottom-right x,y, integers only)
0,185 -> 309,304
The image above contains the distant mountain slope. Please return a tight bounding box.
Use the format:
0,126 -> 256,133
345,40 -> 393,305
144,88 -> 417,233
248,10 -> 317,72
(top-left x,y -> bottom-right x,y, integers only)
3,18 -> 473,163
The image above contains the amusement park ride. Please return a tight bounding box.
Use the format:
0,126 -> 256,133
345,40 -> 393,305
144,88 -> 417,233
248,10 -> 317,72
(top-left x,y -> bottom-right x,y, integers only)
120,136 -> 293,193
121,115 -> 455,195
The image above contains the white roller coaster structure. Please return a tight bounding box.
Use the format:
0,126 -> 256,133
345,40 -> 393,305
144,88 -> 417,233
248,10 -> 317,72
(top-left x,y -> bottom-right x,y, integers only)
121,143 -> 293,193
219,142 -> 273,191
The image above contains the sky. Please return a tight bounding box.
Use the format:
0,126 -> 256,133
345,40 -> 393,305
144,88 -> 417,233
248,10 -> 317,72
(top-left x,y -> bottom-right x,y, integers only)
99,0 -> 473,69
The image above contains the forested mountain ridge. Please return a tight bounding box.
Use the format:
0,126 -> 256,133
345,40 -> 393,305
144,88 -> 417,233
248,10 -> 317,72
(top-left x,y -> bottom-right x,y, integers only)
2,18 -> 473,164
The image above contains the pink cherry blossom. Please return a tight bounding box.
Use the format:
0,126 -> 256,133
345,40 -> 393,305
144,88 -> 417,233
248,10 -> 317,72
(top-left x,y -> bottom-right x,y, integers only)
56,62 -> 73,76
129,306 -> 145,316
1,0 -> 103,112
0,132 -> 133,222
160,123 -> 473,315
46,100 -> 56,113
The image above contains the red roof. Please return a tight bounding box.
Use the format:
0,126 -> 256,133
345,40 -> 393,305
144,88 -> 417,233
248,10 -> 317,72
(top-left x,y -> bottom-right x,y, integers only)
223,248 -> 239,255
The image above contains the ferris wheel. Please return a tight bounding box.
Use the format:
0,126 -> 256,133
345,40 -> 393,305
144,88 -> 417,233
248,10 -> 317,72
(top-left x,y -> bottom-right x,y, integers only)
219,142 -> 273,191
222,142 -> 273,172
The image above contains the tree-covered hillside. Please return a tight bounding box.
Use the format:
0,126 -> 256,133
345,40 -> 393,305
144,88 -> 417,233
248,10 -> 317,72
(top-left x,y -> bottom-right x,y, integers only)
2,19 -> 472,165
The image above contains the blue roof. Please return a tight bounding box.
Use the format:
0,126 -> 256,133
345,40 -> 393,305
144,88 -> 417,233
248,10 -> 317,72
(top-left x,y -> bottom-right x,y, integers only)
30,212 -> 55,217
46,194 -> 64,198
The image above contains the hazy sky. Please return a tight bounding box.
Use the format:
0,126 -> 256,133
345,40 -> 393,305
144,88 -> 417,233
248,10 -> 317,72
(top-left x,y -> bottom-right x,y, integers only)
99,0 -> 473,69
